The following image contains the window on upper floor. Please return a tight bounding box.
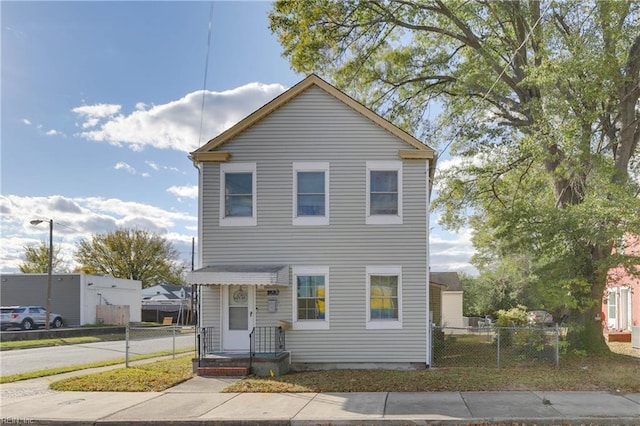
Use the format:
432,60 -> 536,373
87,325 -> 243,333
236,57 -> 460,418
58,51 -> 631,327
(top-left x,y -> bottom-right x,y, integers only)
293,162 -> 330,226
366,266 -> 402,329
293,266 -> 329,330
220,163 -> 257,226
366,161 -> 402,225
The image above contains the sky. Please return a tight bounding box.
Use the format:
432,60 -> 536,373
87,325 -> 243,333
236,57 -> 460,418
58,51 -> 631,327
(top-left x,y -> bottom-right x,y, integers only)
1,1 -> 476,276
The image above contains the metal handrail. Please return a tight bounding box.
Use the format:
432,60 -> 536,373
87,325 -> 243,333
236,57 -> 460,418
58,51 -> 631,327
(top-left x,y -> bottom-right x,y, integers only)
249,326 -> 285,372
201,326 -> 215,357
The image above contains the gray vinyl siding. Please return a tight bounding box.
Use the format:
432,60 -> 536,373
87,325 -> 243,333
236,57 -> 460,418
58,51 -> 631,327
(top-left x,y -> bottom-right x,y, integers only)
200,286 -> 221,351
199,86 -> 429,364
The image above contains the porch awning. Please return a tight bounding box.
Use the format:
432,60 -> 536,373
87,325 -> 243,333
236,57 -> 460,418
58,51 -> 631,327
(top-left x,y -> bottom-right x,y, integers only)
185,265 -> 289,286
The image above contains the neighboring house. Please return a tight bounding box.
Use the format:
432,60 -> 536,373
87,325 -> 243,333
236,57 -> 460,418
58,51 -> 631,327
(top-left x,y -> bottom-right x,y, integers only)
187,74 -> 436,372
602,234 -> 640,343
142,284 -> 192,300
0,273 -> 141,326
141,284 -> 193,324
430,272 -> 464,328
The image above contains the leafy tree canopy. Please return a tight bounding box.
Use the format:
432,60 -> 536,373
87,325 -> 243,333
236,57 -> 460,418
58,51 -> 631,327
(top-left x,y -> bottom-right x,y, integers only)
270,0 -> 640,352
19,241 -> 67,273
74,228 -> 184,288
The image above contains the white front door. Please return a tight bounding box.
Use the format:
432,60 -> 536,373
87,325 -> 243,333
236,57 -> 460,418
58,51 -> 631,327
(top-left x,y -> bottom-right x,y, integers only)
222,285 -> 254,352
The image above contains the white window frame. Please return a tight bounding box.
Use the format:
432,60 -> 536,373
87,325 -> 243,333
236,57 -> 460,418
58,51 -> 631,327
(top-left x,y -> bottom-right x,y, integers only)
292,266 -> 330,330
292,162 -> 330,226
366,266 -> 402,329
366,161 -> 402,225
220,162 -> 257,227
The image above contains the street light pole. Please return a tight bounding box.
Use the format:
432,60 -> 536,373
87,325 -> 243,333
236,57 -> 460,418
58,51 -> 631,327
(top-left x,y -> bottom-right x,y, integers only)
30,219 -> 53,331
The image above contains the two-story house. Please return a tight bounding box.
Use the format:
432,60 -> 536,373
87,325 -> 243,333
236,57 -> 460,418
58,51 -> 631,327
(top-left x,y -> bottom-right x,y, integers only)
187,74 -> 436,375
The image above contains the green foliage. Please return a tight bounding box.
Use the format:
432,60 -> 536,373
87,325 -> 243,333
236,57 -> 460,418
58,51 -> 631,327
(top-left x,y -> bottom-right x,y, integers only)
74,228 -> 185,288
461,257 -> 534,316
269,1 -> 640,353
495,306 -> 529,328
19,241 -> 67,273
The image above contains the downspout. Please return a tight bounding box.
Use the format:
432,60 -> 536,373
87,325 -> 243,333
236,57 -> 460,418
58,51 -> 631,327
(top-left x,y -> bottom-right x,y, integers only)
189,155 -> 203,365
426,154 -> 437,368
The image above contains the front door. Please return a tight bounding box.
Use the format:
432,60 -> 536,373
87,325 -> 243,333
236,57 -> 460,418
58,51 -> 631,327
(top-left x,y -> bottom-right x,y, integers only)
222,285 -> 254,351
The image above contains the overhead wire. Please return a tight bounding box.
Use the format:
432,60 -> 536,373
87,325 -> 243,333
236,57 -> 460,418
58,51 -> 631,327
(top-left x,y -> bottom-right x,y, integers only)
436,2 -> 552,160
198,1 -> 215,147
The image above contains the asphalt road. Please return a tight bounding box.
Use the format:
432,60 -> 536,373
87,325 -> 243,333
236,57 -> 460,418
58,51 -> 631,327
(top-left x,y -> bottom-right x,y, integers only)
0,333 -> 196,376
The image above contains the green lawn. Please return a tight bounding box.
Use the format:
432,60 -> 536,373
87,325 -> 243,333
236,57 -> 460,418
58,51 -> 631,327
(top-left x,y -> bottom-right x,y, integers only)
47,342 -> 639,393
50,355 -> 195,392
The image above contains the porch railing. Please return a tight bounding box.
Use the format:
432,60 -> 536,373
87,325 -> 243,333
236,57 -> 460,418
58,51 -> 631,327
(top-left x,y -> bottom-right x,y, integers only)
250,326 -> 286,372
200,326 -> 215,358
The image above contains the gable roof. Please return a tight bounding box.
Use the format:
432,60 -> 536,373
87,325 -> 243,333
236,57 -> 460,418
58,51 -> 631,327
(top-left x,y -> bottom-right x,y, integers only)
430,272 -> 463,291
190,74 -> 436,163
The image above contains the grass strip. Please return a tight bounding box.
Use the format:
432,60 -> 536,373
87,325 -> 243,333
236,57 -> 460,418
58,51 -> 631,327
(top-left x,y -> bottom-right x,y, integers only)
224,352 -> 640,394
50,355 -> 195,392
39,351 -> 640,394
0,347 -> 195,384
0,334 -> 126,351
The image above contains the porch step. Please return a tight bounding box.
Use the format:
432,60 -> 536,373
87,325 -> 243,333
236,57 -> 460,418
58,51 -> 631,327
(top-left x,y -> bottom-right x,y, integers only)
197,366 -> 250,377
605,332 -> 631,342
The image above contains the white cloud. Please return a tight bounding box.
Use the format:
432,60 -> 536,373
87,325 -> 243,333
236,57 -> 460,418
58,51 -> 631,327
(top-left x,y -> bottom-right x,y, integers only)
146,161 -> 160,171
114,162 -> 136,174
167,185 -> 198,199
72,103 -> 121,118
82,118 -> 100,129
72,82 -> 287,153
46,129 -> 60,136
0,194 -> 196,273
430,228 -> 478,276
22,118 -> 31,125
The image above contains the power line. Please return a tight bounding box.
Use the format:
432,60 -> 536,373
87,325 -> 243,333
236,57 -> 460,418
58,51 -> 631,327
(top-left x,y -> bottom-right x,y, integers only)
198,1 -> 215,147
436,2 -> 551,160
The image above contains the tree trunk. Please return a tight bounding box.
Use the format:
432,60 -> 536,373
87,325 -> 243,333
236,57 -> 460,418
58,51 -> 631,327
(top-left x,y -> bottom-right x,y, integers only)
567,250 -> 610,354
567,304 -> 610,355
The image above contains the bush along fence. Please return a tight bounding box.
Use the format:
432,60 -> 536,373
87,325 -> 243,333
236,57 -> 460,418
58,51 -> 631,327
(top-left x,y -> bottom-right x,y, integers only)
430,324 -> 561,368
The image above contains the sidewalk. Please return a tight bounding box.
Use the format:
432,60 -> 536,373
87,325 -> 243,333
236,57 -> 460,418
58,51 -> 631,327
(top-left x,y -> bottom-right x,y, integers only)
2,373 -> 639,425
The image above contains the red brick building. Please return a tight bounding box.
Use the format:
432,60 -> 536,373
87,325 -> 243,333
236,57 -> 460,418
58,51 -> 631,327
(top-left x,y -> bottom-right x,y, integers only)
602,234 -> 640,343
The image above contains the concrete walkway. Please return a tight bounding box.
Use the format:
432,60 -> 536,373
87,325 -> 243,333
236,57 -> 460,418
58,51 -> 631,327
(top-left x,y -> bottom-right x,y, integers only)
1,369 -> 639,425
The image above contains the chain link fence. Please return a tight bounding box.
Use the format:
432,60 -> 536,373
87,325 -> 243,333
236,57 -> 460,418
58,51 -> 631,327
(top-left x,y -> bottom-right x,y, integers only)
431,324 -> 561,368
125,324 -> 196,367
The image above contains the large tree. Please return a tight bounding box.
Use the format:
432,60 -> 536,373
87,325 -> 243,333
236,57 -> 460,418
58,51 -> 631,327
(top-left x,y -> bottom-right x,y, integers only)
270,0 -> 640,352
74,229 -> 184,288
19,241 -> 66,273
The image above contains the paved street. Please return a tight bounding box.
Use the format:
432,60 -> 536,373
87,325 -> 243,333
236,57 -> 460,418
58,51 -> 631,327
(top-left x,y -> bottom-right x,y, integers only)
0,333 -> 195,376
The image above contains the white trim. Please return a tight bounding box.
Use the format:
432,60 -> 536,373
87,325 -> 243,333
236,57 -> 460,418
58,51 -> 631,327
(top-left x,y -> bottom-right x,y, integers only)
292,162 -> 330,226
366,266 -> 402,329
366,161 -> 403,225
220,162 -> 257,227
292,266 -> 330,330
425,160 -> 431,365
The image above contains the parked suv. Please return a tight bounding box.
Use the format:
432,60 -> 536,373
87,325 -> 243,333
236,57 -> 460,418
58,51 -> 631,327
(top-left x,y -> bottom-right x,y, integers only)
0,306 -> 64,331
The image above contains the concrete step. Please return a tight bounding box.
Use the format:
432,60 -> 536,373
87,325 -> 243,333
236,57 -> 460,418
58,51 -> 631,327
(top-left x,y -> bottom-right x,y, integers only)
196,366 -> 250,377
